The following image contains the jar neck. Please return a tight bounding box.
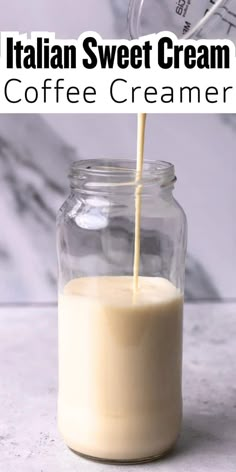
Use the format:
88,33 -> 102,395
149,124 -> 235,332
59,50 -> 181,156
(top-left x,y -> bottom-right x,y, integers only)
69,159 -> 176,196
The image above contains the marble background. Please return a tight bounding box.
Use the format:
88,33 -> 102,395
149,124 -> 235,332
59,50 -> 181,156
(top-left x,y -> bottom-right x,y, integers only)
0,0 -> 235,303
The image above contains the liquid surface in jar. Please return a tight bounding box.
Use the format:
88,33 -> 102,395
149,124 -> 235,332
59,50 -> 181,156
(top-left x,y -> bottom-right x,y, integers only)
58,276 -> 183,461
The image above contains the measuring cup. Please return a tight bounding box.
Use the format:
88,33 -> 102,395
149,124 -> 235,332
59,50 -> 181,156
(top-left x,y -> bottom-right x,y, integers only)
128,0 -> 236,41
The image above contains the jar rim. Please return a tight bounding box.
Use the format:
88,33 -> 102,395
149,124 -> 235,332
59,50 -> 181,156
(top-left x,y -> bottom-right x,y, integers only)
69,159 -> 176,191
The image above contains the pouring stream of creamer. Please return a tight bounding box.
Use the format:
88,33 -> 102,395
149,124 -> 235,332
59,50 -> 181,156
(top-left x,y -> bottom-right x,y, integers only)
133,113 -> 147,294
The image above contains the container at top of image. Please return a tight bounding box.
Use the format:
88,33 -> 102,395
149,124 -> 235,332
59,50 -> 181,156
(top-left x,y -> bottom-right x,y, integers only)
128,0 -> 236,41
56,159 -> 187,463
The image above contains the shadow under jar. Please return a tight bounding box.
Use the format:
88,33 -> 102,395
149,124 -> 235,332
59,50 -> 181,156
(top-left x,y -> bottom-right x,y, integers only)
57,159 -> 187,464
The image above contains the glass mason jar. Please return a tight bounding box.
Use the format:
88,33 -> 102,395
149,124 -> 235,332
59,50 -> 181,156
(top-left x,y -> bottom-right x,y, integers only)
57,159 -> 187,464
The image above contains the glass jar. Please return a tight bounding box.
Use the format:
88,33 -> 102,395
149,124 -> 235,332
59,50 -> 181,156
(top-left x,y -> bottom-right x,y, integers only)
57,159 -> 187,464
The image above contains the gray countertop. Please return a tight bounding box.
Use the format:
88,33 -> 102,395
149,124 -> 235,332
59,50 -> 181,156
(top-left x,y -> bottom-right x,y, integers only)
1,303 -> 236,472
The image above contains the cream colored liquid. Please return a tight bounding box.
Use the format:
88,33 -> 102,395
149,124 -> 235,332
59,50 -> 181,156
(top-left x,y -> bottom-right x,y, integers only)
58,114 -> 183,461
133,113 -> 146,293
58,276 -> 183,461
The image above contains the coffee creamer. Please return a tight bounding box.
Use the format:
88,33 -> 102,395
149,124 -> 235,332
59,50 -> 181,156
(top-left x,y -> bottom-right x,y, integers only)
58,114 -> 183,462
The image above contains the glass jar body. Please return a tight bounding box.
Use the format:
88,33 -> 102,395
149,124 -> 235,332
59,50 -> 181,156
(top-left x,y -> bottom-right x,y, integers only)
57,160 -> 187,463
